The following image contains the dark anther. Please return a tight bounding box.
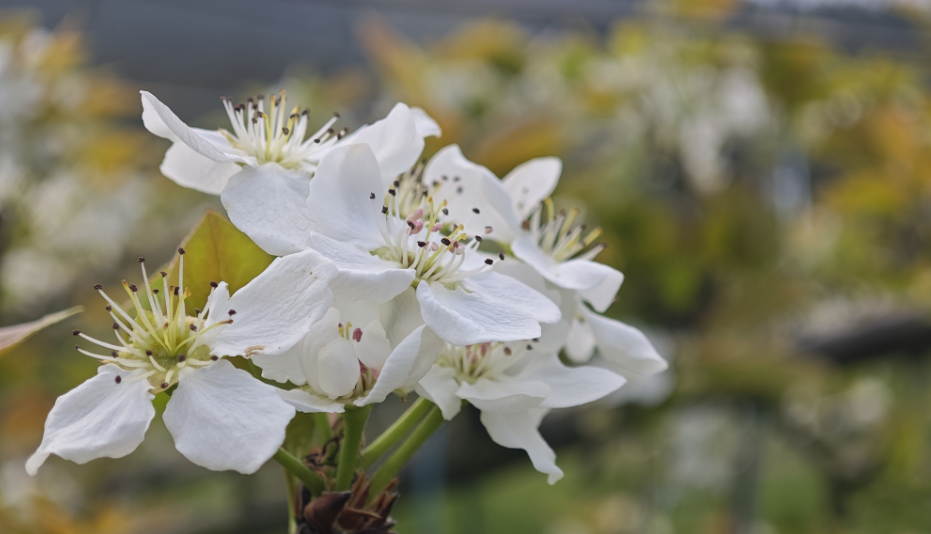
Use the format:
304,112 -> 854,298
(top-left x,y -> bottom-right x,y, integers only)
472,208 -> 480,214
112,323 -> 119,330
499,252 -> 505,260
195,308 -> 202,315
228,309 -> 237,316
160,271 -> 167,277
178,247 -> 185,255
74,345 -> 80,350
370,192 -> 376,199
128,284 -> 138,292
146,350 -> 153,356
327,128 -> 335,134
211,355 -> 219,361
504,347 -> 512,356
442,208 -> 449,215
533,338 -> 540,342
178,354 -> 186,362
111,350 -> 119,357
153,289 -> 159,294
454,176 -> 460,182
333,111 -> 341,118
173,287 -> 180,296
388,189 -> 397,196
106,305 -> 112,311
210,281 -> 218,288
441,175 -> 448,181
161,382 -> 169,389
407,220 -> 416,230
190,324 -> 198,331
282,127 -> 290,135
138,257 -> 145,263
382,206 -> 389,214
484,259 -> 494,265
115,376 -> 122,384
441,238 -> 451,246
314,138 -> 321,143
93,283 -> 103,290
475,236 -> 483,243
302,109 -> 309,116
417,241 -> 426,247
457,187 -> 463,194
527,344 -> 533,350
394,180 -> 400,187
72,329 -> 80,336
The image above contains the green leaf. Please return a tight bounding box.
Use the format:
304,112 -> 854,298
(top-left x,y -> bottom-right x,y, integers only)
164,209 -> 275,311
0,306 -> 83,359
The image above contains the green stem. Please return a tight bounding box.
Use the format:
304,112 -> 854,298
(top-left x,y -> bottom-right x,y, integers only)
369,404 -> 445,499
313,412 -> 332,445
273,447 -> 325,496
360,397 -> 433,469
335,405 -> 372,491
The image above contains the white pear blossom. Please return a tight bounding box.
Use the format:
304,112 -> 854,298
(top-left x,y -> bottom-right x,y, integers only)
140,90 -> 441,256
416,340 -> 626,484
27,249 -> 337,476
425,146 -> 666,378
258,142 -> 561,346
253,289 -> 443,412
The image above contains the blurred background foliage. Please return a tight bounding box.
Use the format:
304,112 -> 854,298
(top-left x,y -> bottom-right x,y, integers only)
4,1 -> 931,533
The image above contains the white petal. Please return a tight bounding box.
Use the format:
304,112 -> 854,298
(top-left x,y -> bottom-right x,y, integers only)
201,281 -> 231,325
222,163 -> 315,256
278,388 -> 346,413
416,281 -> 542,346
501,157 -> 561,221
426,145 -> 522,241
306,144 -> 388,251
26,365 -> 154,475
411,107 -> 442,138
378,287 -> 425,347
520,353 -> 626,409
251,342 -> 308,386
354,320 -> 392,370
160,141 -> 241,195
307,232 -> 415,305
346,103 -> 427,187
456,377 -> 550,413
536,319 -> 571,355
480,409 -> 563,484
511,235 -> 622,296
565,318 -> 596,364
140,91 -> 234,163
210,249 -> 336,358
317,338 -> 361,398
579,305 -> 667,376
356,325 -> 443,406
163,360 -> 295,474
577,268 -> 625,313
296,307 -> 343,393
461,271 -> 561,324
415,366 -> 462,420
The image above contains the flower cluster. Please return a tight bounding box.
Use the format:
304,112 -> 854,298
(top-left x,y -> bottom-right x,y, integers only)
29,91 -> 666,490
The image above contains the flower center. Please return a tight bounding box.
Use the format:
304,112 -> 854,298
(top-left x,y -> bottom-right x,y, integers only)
437,341 -> 532,384
219,90 -> 347,170
524,198 -> 603,263
370,172 -> 501,287
72,251 -> 233,392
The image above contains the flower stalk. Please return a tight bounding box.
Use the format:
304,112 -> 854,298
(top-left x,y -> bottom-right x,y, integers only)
335,405 -> 372,491
360,397 -> 433,469
368,403 -> 445,499
273,447 -> 325,496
